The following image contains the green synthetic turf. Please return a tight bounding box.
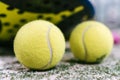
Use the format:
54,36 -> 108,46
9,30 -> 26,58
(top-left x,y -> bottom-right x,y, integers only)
0,45 -> 120,80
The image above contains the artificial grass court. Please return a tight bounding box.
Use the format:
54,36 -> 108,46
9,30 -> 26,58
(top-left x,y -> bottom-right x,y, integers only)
0,43 -> 120,80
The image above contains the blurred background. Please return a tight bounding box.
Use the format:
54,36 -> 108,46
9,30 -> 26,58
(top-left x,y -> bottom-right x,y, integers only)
90,0 -> 120,29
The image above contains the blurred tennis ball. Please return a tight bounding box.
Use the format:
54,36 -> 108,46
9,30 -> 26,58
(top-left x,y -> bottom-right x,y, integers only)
14,20 -> 65,70
69,21 -> 113,63
0,0 -> 94,45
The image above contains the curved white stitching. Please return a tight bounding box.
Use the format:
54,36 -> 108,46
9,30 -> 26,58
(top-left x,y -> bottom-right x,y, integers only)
82,26 -> 92,62
41,25 -> 53,69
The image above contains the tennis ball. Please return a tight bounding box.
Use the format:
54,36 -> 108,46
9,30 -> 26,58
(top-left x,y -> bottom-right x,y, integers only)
14,20 -> 65,70
69,21 -> 113,63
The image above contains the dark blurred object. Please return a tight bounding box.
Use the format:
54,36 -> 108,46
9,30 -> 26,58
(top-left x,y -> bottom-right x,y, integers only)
0,46 -> 14,55
0,0 -> 94,46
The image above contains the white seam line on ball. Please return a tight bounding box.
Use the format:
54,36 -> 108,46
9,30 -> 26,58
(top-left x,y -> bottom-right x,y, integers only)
82,26 -> 92,62
42,25 -> 53,69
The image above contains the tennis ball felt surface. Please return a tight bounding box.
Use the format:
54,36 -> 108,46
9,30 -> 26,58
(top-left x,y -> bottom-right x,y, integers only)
14,20 -> 65,70
69,21 -> 113,63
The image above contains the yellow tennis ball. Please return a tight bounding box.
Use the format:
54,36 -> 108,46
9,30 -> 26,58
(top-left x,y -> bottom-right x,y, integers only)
69,21 -> 113,63
14,20 -> 65,70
